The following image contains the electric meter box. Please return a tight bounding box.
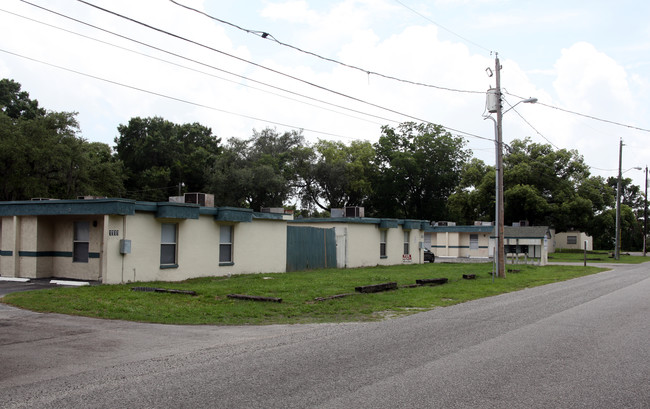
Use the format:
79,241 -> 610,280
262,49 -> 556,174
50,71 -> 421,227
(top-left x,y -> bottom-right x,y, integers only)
119,239 -> 131,254
487,88 -> 500,113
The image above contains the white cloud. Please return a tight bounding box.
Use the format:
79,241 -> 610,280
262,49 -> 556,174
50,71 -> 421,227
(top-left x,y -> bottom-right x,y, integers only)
554,42 -> 635,118
261,0 -> 320,24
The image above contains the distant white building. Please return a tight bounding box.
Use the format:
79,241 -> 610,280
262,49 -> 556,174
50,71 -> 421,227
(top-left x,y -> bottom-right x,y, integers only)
554,231 -> 593,251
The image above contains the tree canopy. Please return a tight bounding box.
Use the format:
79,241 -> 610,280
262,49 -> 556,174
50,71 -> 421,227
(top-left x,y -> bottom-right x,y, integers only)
114,116 -> 220,201
370,122 -> 470,220
299,139 -> 375,213
0,79 -> 124,200
206,128 -> 310,210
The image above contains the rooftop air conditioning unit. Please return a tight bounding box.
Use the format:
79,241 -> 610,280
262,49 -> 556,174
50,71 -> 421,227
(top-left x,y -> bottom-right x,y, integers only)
184,192 -> 214,207
331,208 -> 345,218
261,207 -> 285,214
345,206 -> 364,218
77,196 -> 107,200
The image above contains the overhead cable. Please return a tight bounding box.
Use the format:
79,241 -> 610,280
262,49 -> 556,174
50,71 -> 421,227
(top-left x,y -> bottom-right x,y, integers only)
502,98 -> 559,149
392,0 -> 493,55
504,91 -> 650,134
12,3 -> 398,125
0,48 -> 356,140
69,0 -> 491,142
169,0 -> 485,95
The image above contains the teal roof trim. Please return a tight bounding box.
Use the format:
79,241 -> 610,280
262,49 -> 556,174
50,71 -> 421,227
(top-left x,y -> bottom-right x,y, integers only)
379,219 -> 399,229
0,199 -> 136,217
290,217 -> 429,228
215,207 -> 253,223
252,211 -> 286,221
289,217 -> 383,225
402,220 -> 423,230
155,202 -> 199,219
426,225 -> 494,233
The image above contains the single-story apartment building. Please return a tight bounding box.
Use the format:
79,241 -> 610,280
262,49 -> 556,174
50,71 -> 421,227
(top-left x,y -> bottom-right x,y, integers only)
554,231 -> 593,251
425,225 -> 493,259
422,224 -> 552,266
0,199 -> 431,284
502,225 -> 552,265
0,198 -> 289,284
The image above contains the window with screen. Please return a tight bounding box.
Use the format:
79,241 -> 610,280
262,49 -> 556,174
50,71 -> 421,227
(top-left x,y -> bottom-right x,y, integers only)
220,225 -> 233,264
160,223 -> 177,266
73,221 -> 90,263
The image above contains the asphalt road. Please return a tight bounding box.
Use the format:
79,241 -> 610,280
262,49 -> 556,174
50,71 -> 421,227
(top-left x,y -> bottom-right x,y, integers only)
1,263 -> 648,408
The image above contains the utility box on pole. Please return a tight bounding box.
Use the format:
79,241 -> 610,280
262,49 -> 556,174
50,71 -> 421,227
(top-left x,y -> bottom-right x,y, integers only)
487,88 -> 500,113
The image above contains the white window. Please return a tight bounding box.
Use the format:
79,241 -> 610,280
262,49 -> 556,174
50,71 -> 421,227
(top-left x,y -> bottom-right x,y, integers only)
403,231 -> 410,255
470,234 -> 479,250
380,230 -> 387,257
220,225 -> 233,264
567,235 -> 577,245
160,223 -> 177,265
73,221 -> 90,263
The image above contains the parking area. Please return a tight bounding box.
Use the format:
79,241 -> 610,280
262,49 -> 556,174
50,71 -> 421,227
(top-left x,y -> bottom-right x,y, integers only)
0,278 -> 96,298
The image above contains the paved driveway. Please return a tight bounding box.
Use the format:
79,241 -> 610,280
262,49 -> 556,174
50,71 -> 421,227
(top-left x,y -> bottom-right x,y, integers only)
0,279 -> 60,297
1,263 -> 649,408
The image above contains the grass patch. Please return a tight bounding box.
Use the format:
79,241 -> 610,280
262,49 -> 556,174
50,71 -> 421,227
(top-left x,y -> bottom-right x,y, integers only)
2,263 -> 606,325
548,250 -> 648,264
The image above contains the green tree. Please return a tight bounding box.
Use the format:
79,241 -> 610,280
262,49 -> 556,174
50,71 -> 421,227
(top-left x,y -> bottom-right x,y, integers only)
114,117 -> 220,201
82,142 -> 126,197
447,158 -> 495,224
503,138 -> 591,231
0,78 -> 46,119
0,79 -> 125,200
207,128 -> 310,210
370,122 -> 470,220
300,139 -> 376,212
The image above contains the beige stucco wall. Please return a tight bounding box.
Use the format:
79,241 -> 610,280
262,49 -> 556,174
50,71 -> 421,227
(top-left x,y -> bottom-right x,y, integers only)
230,218 -> 286,274
18,216 -> 38,278
3,215 -> 104,280
35,217 -> 54,277
52,216 -> 103,280
555,232 -> 593,251
430,231 -> 491,258
504,237 -> 548,265
0,216 -> 14,277
103,213 -> 287,284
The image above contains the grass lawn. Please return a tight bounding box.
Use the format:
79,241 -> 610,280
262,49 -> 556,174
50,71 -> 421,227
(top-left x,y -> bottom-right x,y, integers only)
1,262 -> 608,325
548,250 -> 649,264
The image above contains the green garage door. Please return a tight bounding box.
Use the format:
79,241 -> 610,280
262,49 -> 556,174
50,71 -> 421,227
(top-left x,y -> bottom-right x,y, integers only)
286,226 -> 337,272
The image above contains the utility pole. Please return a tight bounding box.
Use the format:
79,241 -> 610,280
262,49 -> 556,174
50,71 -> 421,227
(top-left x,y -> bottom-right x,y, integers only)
643,165 -> 648,257
615,139 -> 623,260
495,55 -> 506,278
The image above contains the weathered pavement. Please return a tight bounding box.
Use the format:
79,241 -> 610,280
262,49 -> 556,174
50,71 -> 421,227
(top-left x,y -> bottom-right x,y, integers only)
1,263 -> 649,408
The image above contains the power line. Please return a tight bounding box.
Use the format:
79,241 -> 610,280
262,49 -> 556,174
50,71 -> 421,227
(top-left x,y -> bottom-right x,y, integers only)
67,0 -> 492,142
502,98 -> 559,149
0,48 -> 358,140
14,2 -> 401,126
392,0 -> 493,55
0,8 -> 391,127
73,0 -> 443,126
13,0 -> 494,143
169,0 -> 485,95
504,91 -> 650,134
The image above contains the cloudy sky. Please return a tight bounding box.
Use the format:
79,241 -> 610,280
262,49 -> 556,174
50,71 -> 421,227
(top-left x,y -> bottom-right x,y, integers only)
1,0 -> 649,188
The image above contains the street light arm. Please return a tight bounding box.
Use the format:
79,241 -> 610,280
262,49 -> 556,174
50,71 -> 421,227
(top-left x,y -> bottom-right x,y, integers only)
502,97 -> 538,115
